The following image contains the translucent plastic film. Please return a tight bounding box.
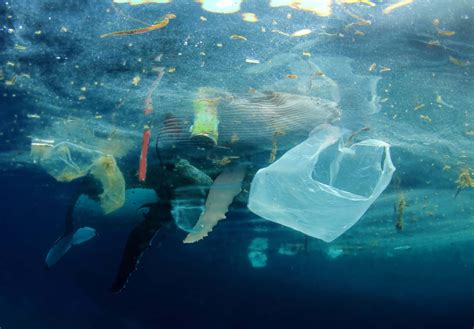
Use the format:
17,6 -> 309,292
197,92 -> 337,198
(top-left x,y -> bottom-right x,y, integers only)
248,124 -> 395,242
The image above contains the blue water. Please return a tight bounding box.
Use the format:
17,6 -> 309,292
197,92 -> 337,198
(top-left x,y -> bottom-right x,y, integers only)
1,168 -> 472,328
1,0 -> 474,328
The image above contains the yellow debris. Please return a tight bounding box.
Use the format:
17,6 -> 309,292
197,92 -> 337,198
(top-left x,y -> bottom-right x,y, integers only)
420,115 -> 432,124
354,30 -> 365,36
380,66 -> 391,73
438,30 -> 455,37
414,103 -> 425,111
230,34 -> 247,41
131,75 -> 141,86
449,56 -> 470,67
442,165 -> 451,172
303,51 -> 311,57
269,0 -> 332,17
167,67 -> 176,73
113,0 -> 171,4
427,40 -> 440,46
100,13 -> 175,38
455,167 -> 474,195
5,75 -> 17,86
200,16 -> 207,21
14,44 -> 27,51
242,12 -> 258,23
464,130 -> 474,137
287,74 -> 298,79
368,63 -> 377,71
383,0 -> 413,14
338,0 -> 375,6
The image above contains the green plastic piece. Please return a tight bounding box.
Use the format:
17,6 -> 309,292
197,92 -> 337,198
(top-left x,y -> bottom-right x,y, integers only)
191,89 -> 220,146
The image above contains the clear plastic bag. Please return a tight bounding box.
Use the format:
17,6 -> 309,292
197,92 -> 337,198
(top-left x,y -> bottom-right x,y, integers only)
248,124 -> 395,242
31,140 -> 125,214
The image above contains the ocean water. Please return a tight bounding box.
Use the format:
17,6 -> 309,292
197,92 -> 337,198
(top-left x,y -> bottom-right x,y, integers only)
1,0 -> 473,328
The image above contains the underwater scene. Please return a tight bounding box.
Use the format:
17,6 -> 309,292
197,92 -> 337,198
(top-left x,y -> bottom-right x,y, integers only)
0,0 -> 473,328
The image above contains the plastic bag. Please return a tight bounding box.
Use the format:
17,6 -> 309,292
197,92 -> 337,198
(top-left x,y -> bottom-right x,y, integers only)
247,124 -> 395,242
31,140 -> 125,214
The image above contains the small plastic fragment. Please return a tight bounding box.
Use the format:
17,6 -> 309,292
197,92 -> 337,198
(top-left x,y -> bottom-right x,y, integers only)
291,29 -> 312,37
138,127 -> 151,182
245,58 -> 260,64
382,0 -> 413,14
338,0 -> 375,6
113,0 -> 171,4
230,34 -> 247,41
242,12 -> 258,22
100,13 -> 176,38
420,115 -> 432,124
449,56 -> 470,67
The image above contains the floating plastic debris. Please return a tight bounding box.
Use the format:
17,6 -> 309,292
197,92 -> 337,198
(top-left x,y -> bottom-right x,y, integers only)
448,56 -> 470,67
393,245 -> 411,251
131,75 -> 141,86
230,34 -> 247,41
420,114 -> 432,124
435,95 -> 454,108
338,0 -> 375,6
200,0 -> 242,14
270,0 -> 333,17
100,13 -> 176,38
455,168 -> 474,197
414,103 -> 425,111
26,113 -> 41,119
248,238 -> 269,268
113,0 -> 171,4
291,29 -> 312,37
438,30 -> 455,37
326,247 -> 344,259
245,58 -> 260,64
241,12 -> 258,22
382,0 -> 413,14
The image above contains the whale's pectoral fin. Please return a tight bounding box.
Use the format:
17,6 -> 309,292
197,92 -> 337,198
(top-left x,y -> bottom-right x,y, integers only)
111,201 -> 172,294
45,227 -> 97,268
184,165 -> 246,244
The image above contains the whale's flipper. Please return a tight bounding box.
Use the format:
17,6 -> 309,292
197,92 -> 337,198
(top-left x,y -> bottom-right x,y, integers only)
111,200 -> 172,293
45,227 -> 97,268
184,165 -> 246,243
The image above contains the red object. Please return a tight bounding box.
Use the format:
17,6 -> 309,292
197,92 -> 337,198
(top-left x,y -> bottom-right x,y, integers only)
138,128 -> 151,182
